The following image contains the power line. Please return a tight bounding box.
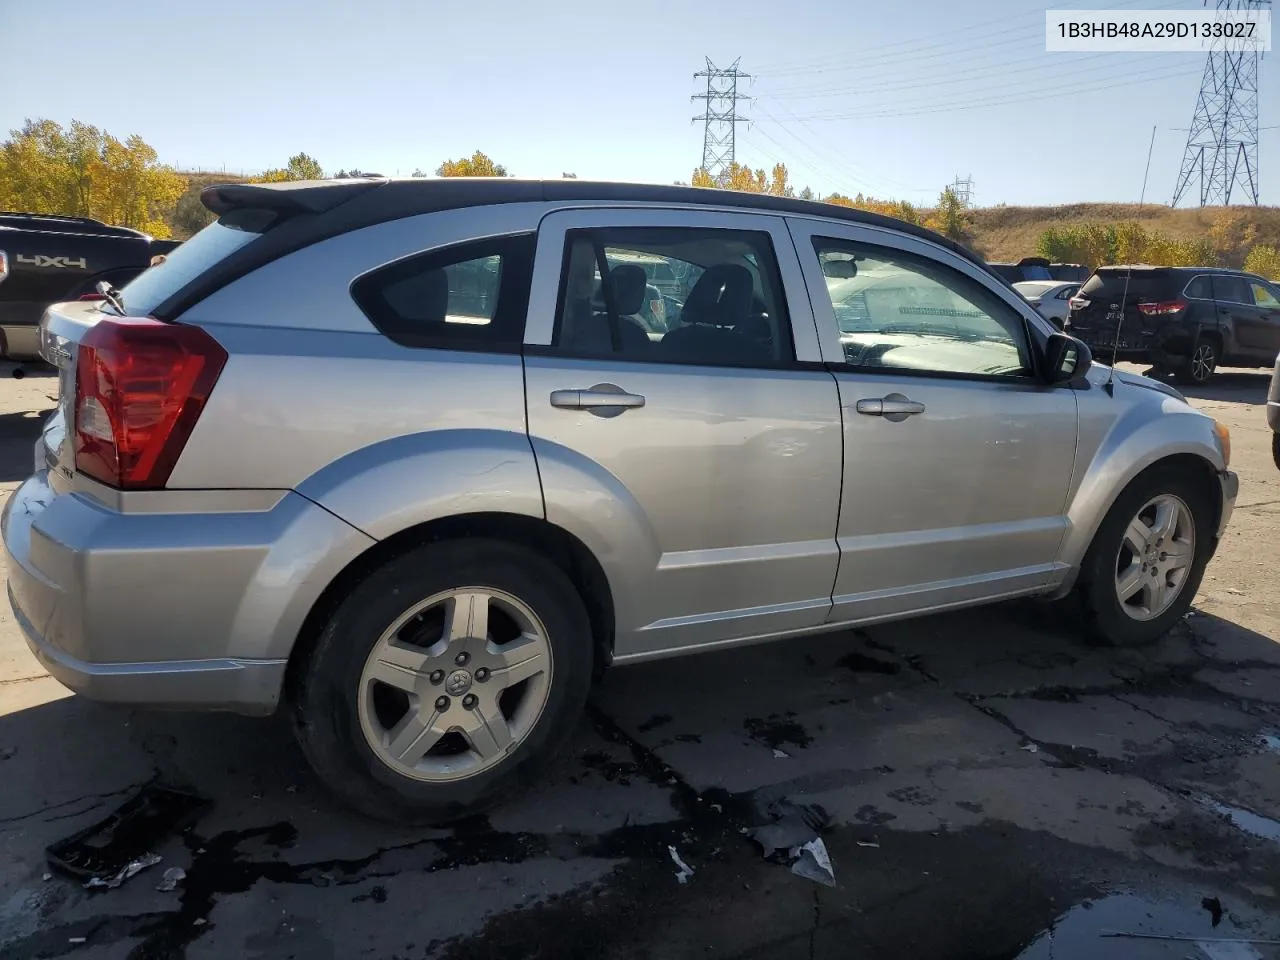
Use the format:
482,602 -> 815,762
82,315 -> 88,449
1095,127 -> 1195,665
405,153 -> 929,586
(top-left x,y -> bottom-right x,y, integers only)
692,58 -> 751,183
1171,0 -> 1268,206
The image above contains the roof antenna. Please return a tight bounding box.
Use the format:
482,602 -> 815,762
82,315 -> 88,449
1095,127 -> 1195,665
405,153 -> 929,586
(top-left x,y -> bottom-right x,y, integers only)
1105,124 -> 1157,397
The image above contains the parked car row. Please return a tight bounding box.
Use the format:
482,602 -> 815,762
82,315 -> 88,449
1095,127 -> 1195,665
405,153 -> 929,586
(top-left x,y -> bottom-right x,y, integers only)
0,212 -> 181,363
1064,265 -> 1280,385
3,178 -> 1237,823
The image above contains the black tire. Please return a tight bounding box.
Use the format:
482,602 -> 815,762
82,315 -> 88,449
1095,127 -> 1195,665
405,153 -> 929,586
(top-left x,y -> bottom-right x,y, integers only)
1272,433 -> 1280,472
1076,464 -> 1215,647
291,538 -> 594,825
1174,338 -> 1218,386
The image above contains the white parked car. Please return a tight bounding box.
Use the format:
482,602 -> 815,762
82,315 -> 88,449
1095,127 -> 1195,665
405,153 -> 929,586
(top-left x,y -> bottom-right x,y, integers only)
1014,280 -> 1080,330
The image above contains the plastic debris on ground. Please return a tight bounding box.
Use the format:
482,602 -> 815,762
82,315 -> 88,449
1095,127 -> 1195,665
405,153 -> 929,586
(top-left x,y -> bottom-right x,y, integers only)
156,866 -> 187,892
668,846 -> 695,884
750,800 -> 836,887
1021,743 -> 1040,753
789,838 -> 836,887
772,748 -> 790,759
46,785 -> 209,890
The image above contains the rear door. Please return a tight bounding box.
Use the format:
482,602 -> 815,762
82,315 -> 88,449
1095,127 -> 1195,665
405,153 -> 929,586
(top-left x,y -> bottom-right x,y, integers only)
1213,273 -> 1269,360
523,207 -> 843,660
788,216 -> 1078,622
1245,278 -> 1280,357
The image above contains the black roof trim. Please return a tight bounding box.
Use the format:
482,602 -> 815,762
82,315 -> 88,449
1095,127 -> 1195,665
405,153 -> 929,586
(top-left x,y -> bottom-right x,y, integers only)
156,178 -> 989,320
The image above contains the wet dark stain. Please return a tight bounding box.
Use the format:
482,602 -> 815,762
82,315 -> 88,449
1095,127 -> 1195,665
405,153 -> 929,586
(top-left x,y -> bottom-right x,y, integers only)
579,751 -> 640,785
956,801 -> 985,814
743,713 -> 814,751
888,786 -> 935,807
855,805 -> 898,826
837,652 -> 901,675
352,884 -> 388,904
1201,895 -> 1224,926
636,714 -> 672,733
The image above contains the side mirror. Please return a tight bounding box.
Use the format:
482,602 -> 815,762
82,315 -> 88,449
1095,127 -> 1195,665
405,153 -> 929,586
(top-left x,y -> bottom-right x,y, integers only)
1042,331 -> 1092,384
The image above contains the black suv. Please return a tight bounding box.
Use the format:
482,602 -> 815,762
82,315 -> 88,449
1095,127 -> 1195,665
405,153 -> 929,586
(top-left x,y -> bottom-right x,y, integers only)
0,212 -> 180,362
1065,265 -> 1280,385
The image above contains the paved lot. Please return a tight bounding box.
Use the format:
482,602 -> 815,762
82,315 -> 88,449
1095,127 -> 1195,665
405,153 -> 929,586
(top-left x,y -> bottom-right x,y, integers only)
0,364 -> 1277,959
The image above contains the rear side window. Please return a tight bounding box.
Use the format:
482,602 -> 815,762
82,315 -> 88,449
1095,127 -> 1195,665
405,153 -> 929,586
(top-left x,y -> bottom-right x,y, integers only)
118,208 -> 277,316
1250,281 -> 1280,309
1185,276 -> 1212,299
351,234 -> 535,350
1212,274 -> 1251,304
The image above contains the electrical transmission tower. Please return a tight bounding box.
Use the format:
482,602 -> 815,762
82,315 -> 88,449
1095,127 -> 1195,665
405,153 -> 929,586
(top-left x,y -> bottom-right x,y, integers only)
950,175 -> 974,205
692,58 -> 751,183
1171,0 -> 1268,206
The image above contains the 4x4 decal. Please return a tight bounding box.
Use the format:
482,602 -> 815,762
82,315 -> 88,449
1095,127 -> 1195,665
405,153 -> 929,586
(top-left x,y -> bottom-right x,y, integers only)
16,254 -> 88,270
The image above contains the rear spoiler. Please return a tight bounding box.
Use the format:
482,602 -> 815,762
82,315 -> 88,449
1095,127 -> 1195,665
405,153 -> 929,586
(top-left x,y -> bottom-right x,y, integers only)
200,178 -> 386,217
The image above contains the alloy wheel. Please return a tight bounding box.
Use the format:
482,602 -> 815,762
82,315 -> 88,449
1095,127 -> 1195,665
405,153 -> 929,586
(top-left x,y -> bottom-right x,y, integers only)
1190,343 -> 1216,383
357,588 -> 553,782
1113,494 -> 1195,621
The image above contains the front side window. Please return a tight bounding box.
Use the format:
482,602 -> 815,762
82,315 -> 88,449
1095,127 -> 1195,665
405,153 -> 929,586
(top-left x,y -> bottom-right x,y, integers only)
815,239 -> 1031,378
1248,281 -> 1280,309
351,234 -> 534,349
553,227 -> 793,367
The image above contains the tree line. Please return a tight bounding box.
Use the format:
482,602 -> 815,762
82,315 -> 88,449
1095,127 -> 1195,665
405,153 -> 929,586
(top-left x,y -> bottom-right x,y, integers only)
2,120 -> 1275,278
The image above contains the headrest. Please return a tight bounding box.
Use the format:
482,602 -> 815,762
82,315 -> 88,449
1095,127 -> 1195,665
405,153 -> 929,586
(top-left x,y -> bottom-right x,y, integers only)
607,265 -> 648,316
682,263 -> 753,326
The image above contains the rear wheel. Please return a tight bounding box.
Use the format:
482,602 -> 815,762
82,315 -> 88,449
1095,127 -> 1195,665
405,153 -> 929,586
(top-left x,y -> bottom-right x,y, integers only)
291,538 -> 594,824
1273,433 -> 1280,471
1175,339 -> 1218,385
1076,465 -> 1214,646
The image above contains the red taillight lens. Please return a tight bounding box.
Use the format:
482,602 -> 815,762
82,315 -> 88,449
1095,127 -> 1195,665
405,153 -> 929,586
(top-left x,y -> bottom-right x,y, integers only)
1137,299 -> 1187,316
74,318 -> 227,490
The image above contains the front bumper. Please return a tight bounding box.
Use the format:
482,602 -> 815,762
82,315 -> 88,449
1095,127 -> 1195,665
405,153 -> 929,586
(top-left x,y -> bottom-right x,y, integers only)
1,467 -> 373,714
1217,469 -> 1239,544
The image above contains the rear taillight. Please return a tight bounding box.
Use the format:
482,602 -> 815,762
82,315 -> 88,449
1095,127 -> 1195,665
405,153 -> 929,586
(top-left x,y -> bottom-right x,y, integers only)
0,250 -> 8,286
74,318 -> 227,490
1136,299 -> 1187,316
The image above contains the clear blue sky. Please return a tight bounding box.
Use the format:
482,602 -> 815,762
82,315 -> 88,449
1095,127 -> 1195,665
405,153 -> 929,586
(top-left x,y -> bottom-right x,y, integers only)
0,0 -> 1275,206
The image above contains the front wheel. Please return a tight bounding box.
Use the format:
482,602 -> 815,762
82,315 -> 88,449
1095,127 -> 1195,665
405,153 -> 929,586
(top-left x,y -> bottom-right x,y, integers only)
291,538 -> 594,824
1272,432 -> 1280,472
1175,339 -> 1218,385
1076,465 -> 1215,646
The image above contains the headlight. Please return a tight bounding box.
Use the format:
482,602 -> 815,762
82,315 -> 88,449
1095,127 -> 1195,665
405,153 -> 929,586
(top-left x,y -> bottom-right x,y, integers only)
1213,420 -> 1231,468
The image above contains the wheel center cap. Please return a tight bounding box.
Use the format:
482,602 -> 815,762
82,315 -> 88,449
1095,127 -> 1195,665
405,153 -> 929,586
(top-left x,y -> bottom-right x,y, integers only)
445,670 -> 473,697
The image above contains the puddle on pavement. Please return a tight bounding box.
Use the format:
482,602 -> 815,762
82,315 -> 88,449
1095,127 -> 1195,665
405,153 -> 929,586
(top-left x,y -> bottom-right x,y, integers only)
1015,893 -> 1269,959
1200,797 -> 1280,844
45,785 -> 209,883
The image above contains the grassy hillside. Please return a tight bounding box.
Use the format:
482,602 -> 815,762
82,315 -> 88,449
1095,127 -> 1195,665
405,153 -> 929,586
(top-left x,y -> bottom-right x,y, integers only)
970,203 -> 1280,266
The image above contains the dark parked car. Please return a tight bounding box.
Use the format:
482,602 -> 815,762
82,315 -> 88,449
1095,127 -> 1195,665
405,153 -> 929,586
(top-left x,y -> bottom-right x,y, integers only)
1065,265 -> 1280,385
0,212 -> 180,361
1269,353 -> 1280,469
988,257 -> 1089,285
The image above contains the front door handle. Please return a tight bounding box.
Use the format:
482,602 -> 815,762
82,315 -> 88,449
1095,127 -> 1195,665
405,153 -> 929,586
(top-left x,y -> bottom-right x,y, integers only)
550,383 -> 646,417
856,393 -> 926,422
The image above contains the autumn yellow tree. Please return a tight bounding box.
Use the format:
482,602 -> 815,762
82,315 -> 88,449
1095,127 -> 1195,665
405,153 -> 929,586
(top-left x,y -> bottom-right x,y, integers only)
1244,244 -> 1280,280
254,152 -> 324,183
0,119 -> 185,237
436,151 -> 509,177
690,162 -> 791,195
827,192 -> 921,225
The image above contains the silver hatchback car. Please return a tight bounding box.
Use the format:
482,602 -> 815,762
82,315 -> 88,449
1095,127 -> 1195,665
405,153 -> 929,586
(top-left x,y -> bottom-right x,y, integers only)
3,179 -> 1238,822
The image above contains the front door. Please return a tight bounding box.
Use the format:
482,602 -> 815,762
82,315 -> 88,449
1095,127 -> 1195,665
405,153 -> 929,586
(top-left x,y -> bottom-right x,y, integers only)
522,207 -> 843,661
787,217 -> 1080,623
1245,278 -> 1280,358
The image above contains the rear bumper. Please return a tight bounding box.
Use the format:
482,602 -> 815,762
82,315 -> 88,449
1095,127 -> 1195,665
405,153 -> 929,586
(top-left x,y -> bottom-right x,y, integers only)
1,467 -> 374,714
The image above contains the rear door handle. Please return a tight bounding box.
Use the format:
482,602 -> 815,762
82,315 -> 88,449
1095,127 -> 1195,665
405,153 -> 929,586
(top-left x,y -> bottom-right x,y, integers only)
856,394 -> 926,422
550,384 -> 646,416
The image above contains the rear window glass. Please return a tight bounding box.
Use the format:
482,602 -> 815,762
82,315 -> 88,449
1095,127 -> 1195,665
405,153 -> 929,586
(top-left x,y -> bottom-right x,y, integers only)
351,234 -> 535,349
117,208 -> 276,316
1079,270 -> 1174,300
1020,265 -> 1053,281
